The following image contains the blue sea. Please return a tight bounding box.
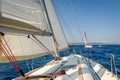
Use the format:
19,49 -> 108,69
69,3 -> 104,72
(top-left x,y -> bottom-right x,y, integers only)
0,45 -> 120,80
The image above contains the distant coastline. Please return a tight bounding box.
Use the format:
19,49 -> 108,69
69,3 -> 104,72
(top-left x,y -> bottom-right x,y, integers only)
68,42 -> 120,45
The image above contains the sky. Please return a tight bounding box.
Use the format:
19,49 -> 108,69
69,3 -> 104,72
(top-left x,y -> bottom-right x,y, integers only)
53,0 -> 120,44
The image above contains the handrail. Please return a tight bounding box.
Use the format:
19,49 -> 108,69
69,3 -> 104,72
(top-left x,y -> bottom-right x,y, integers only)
85,58 -> 101,80
110,54 -> 119,79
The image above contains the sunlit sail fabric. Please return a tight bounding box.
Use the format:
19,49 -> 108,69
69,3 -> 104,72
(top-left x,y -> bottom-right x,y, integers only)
0,34 -> 51,62
44,0 -> 68,50
0,0 -> 49,35
0,0 -> 68,62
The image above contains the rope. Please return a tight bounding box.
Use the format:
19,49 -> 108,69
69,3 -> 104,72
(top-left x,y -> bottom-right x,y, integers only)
3,37 -> 17,62
0,34 -> 24,76
52,1 -> 77,43
0,42 -> 25,76
30,36 -> 49,52
0,46 -> 18,68
0,41 -> 19,69
30,36 -> 55,57
68,0 -> 84,43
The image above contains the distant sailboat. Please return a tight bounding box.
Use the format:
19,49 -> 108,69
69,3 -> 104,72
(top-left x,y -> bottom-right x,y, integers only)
0,0 -> 119,80
84,32 -> 93,48
99,44 -> 102,47
98,43 -> 103,47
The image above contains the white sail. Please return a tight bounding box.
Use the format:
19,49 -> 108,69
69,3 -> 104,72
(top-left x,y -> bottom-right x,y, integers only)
0,0 -> 50,32
0,0 -> 68,62
44,0 -> 68,51
84,32 -> 92,48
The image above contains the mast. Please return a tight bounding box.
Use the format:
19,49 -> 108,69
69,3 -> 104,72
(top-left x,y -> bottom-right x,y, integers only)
84,32 -> 87,46
42,0 -> 60,60
84,32 -> 92,48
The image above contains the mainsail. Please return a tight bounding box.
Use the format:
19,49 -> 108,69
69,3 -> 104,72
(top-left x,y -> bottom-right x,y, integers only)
84,32 -> 92,48
0,0 -> 68,62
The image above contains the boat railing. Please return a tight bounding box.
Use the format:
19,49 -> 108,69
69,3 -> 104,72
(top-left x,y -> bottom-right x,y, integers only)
110,54 -> 119,79
80,53 -> 120,79
84,58 -> 101,80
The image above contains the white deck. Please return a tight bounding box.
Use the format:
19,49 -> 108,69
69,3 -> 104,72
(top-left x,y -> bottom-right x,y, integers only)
15,54 -> 119,80
29,62 -> 62,76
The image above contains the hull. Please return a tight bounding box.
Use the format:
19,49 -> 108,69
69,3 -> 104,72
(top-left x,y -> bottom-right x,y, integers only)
14,54 -> 119,80
85,45 -> 93,48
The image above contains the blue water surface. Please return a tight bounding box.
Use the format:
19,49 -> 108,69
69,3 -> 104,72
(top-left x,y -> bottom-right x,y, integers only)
0,45 -> 120,80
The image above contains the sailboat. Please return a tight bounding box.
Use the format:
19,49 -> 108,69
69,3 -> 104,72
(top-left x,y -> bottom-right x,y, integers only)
98,43 -> 103,47
99,44 -> 102,47
0,0 -> 119,80
84,32 -> 93,48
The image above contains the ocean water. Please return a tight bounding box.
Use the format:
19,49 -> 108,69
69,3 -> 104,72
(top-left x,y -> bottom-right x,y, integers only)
0,45 -> 120,80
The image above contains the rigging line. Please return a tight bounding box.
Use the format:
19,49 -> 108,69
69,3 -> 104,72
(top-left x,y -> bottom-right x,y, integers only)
30,36 -> 49,52
52,1 -> 68,45
68,0 -> 84,43
18,35 -> 30,71
2,36 -> 19,64
53,3 -> 77,43
0,47 -> 21,72
42,0 -> 57,42
0,35 -> 2,62
0,47 -> 21,75
1,41 -> 15,62
0,42 -> 25,76
0,45 -> 18,69
42,0 -> 59,55
0,38 -> 18,64
31,35 -> 55,58
0,34 -> 24,76
1,41 -> 24,76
